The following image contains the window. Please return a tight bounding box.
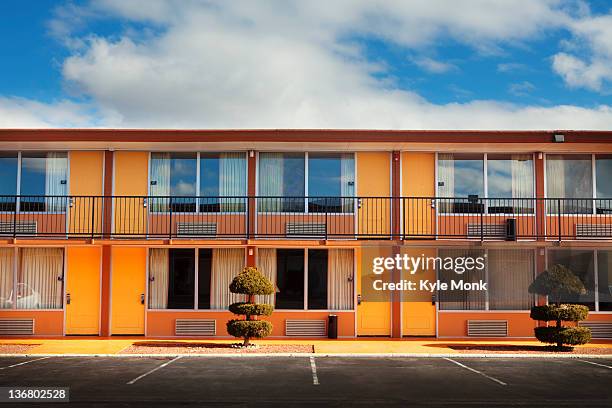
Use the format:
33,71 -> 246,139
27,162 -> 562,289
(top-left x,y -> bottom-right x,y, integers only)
272,248 -> 353,310
438,248 -> 534,311
149,152 -> 246,213
596,155 -> 612,214
0,153 -> 17,211
258,152 -> 355,213
547,249 -> 595,310
275,249 -> 305,309
598,250 -> 612,311
546,155 -> 593,214
438,153 -> 534,214
0,248 -> 63,310
148,248 -> 244,310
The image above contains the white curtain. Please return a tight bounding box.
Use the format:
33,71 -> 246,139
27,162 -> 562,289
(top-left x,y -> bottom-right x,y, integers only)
150,153 -> 171,212
340,154 -> 355,213
546,155 -> 565,213
438,153 -> 455,213
259,153 -> 284,212
219,153 -> 247,212
148,248 -> 169,309
488,249 -> 534,310
18,248 -> 63,309
0,248 -> 14,309
211,248 -> 245,309
256,248 -> 277,305
511,155 -> 534,213
44,152 -> 67,212
328,249 -> 354,310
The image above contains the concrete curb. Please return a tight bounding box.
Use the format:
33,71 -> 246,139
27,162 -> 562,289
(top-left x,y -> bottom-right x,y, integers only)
1,353 -> 611,358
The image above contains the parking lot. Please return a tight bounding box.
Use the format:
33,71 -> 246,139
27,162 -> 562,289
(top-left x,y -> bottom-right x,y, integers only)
0,356 -> 610,407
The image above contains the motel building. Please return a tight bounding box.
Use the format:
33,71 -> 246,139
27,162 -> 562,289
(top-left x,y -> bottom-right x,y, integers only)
0,129 -> 611,340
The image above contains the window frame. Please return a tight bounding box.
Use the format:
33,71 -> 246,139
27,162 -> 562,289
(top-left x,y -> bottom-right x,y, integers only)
256,151 -> 357,215
0,151 -> 70,215
147,151 -> 249,215
146,247 -> 246,311
435,152 -> 536,216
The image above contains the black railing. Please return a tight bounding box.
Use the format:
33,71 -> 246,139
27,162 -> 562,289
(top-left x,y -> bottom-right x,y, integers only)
0,195 -> 609,240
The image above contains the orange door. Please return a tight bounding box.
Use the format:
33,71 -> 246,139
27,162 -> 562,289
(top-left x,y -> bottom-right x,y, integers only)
111,247 -> 146,335
65,247 -> 101,335
356,247 -> 392,336
401,248 -> 436,336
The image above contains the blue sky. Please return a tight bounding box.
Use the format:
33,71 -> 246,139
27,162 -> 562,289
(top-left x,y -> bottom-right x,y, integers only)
1,0 -> 612,129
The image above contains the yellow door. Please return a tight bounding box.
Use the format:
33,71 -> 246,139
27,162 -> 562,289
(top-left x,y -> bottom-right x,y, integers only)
111,247 -> 146,335
402,248 -> 436,336
65,247 -> 101,335
356,247 -> 392,336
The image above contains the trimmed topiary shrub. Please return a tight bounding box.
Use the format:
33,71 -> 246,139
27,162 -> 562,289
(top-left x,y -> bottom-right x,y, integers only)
226,266 -> 275,347
528,264 -> 591,350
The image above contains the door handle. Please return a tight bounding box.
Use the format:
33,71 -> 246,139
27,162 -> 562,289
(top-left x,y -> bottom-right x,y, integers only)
357,294 -> 362,305
431,293 -> 436,306
140,293 -> 145,305
66,293 -> 71,305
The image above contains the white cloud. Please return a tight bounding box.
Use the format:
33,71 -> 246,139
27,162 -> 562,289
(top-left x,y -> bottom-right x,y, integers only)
413,57 -> 457,74
2,0 -> 612,129
508,81 -> 536,96
497,62 -> 529,73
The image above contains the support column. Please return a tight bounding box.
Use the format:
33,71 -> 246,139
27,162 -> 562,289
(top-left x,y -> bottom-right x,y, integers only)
391,151 -> 402,338
100,150 -> 114,337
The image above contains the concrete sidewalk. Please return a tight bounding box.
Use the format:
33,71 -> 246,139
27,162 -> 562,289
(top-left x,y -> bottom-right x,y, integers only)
2,337 -> 612,356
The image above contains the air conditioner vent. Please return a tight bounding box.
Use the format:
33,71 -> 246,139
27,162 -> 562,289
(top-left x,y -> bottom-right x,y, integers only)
579,322 -> 612,339
0,221 -> 37,235
467,320 -> 508,337
286,222 -> 326,237
575,224 -> 612,239
467,223 -> 505,238
176,222 -> 217,237
285,319 -> 326,337
0,318 -> 34,335
175,319 -> 216,336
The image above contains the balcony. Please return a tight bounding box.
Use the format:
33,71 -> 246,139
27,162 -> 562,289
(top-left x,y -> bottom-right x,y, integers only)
0,195 -> 609,241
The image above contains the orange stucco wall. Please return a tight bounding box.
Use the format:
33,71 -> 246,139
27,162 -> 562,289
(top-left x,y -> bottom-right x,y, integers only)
146,311 -> 356,337
0,311 -> 64,336
438,312 -> 537,338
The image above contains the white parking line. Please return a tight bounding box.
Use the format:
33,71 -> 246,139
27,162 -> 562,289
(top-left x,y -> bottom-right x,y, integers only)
309,356 -> 319,385
578,359 -> 612,369
126,356 -> 182,385
0,357 -> 50,370
444,358 -> 507,386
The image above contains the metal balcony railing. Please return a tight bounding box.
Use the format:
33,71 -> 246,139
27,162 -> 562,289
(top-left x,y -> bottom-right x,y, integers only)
0,195 -> 609,240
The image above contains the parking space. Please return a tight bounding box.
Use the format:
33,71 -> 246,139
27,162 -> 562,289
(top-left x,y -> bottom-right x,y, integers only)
0,356 -> 609,407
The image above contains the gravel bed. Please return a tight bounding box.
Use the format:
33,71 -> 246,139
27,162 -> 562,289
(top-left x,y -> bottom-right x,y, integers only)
447,345 -> 612,354
0,344 -> 40,354
121,342 -> 314,354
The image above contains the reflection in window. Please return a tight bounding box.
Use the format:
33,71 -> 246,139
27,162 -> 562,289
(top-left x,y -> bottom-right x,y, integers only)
0,153 -> 17,211
546,155 -> 593,214
307,250 -> 328,309
275,249 -> 304,309
547,250 -> 595,310
438,154 -> 484,213
308,153 -> 355,213
487,154 -> 534,214
259,153 -> 305,212
150,153 -> 197,212
20,152 -> 68,212
596,155 -> 612,214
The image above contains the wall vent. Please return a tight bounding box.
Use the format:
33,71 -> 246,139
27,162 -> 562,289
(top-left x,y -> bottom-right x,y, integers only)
175,319 -> 216,336
285,319 -> 326,337
467,320 -> 508,337
286,222 -> 326,238
575,224 -> 612,239
0,318 -> 34,335
0,221 -> 37,235
176,222 -> 217,237
467,223 -> 505,238
579,322 -> 612,339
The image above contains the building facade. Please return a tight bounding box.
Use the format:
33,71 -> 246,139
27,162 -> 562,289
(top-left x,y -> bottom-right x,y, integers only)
0,129 -> 611,339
